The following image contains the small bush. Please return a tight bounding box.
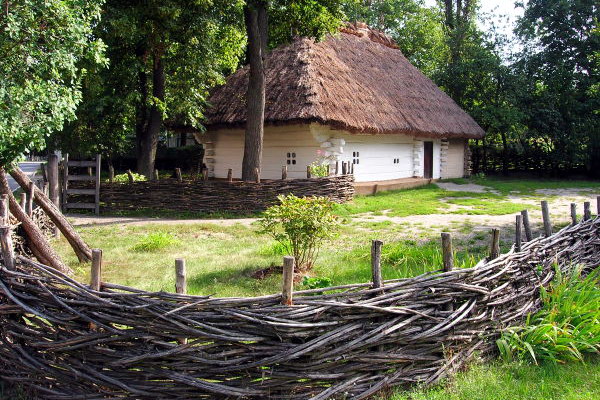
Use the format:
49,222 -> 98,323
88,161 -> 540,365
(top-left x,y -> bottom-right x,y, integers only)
302,276 -> 333,290
132,232 -> 179,252
497,266 -> 600,364
113,172 -> 147,183
309,161 -> 329,177
259,195 -> 338,271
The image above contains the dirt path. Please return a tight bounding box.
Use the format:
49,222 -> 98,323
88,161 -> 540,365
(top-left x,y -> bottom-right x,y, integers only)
68,215 -> 257,228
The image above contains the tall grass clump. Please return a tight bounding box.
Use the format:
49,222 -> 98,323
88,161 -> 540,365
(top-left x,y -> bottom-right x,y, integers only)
131,232 -> 179,252
498,266 -> 600,364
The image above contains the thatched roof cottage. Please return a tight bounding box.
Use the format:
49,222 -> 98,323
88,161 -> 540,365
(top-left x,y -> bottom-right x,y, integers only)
202,23 -> 485,187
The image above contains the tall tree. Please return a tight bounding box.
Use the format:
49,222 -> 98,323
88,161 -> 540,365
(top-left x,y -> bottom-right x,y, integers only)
241,0 -> 345,181
0,0 -> 106,167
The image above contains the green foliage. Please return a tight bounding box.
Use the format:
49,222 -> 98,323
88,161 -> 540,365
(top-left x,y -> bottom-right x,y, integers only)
131,232 -> 179,252
259,194 -> 338,271
498,266 -> 600,364
301,276 -> 333,290
0,0 -> 106,167
112,172 -> 147,183
309,161 -> 329,177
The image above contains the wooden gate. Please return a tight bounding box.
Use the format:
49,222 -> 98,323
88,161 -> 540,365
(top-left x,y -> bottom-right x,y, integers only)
61,154 -> 101,215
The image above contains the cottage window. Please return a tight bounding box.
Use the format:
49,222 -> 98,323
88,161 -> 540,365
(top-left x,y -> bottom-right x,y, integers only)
286,152 -> 297,165
393,158 -> 400,164
352,151 -> 360,165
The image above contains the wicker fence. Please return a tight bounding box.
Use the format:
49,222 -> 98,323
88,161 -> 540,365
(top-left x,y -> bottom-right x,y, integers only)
0,207 -> 598,398
94,174 -> 355,214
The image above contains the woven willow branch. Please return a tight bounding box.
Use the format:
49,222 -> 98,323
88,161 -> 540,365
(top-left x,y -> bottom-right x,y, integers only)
0,217 -> 598,399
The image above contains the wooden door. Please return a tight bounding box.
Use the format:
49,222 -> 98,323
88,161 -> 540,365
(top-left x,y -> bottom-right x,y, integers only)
424,142 -> 433,179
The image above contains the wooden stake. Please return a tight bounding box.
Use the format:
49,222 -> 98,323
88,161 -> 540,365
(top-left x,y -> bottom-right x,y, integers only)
126,169 -> 134,184
109,165 -> 115,183
371,240 -> 383,289
281,166 -> 287,180
62,153 -> 69,212
202,168 -> 209,182
515,214 -> 522,252
0,194 -> 8,225
341,162 -> 347,175
335,161 -> 339,175
541,200 -> 552,237
570,203 -> 577,225
227,169 -> 233,183
307,165 -> 311,179
20,193 -> 26,211
47,154 -> 60,208
175,168 -> 182,182
441,233 -> 453,272
597,196 -> 600,217
520,210 -> 532,241
26,182 -> 34,216
583,201 -> 591,221
87,166 -> 93,176
489,228 -> 500,260
327,164 -> 331,177
0,225 -> 15,270
90,249 -> 102,291
153,169 -> 159,181
175,259 -> 187,295
255,168 -> 260,184
282,256 -> 294,306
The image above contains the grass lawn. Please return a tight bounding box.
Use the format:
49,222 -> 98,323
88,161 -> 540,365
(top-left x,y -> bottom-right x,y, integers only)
390,358 -> 600,400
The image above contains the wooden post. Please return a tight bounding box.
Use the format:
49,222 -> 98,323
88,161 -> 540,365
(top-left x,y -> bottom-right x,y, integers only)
227,169 -> 233,183
0,225 -> 15,270
87,166 -> 93,176
47,154 -> 60,209
281,166 -> 287,180
441,233 -> 453,272
126,169 -> 134,184
255,168 -> 260,184
341,162 -> 347,175
109,165 -> 115,183
327,164 -> 331,177
520,210 -> 532,241
90,249 -> 102,291
335,161 -> 339,175
40,163 -> 48,183
0,194 -> 8,224
153,169 -> 159,181
489,228 -> 500,260
570,203 -> 577,225
61,153 -> 69,212
26,182 -> 34,216
175,259 -> 187,294
202,168 -> 208,182
583,201 -> 591,221
20,193 -> 26,211
371,240 -> 383,289
307,165 -> 311,179
515,214 -> 522,252
175,168 -> 182,182
541,200 -> 552,237
597,196 -> 600,217
282,256 -> 294,306
94,154 -> 101,216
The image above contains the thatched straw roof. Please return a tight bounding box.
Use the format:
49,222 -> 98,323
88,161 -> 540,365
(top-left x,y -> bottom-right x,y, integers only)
206,23 -> 485,139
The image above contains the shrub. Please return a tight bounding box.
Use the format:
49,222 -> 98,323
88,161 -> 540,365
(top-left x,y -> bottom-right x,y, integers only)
309,161 -> 329,177
259,195 -> 338,271
132,232 -> 179,252
497,266 -> 600,364
302,276 -> 333,290
113,172 -> 147,183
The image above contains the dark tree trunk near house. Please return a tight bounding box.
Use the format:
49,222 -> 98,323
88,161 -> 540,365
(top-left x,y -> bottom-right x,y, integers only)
137,48 -> 165,178
135,44 -> 149,173
242,1 -> 268,182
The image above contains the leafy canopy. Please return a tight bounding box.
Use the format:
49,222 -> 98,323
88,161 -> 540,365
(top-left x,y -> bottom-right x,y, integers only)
0,0 -> 106,167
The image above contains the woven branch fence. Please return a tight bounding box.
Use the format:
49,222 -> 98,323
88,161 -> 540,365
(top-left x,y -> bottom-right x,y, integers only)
91,175 -> 355,214
0,214 -> 599,399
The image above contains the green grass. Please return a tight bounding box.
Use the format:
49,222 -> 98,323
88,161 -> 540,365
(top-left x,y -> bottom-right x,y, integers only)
472,176 -> 600,196
390,358 -> 600,400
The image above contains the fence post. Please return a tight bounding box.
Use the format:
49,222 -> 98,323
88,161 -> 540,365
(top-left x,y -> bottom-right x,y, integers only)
541,200 -> 552,237
281,166 -> 287,180
341,162 -> 347,175
95,154 -> 101,216
327,164 -> 330,177
0,195 -> 7,224
583,201 -> 591,221
520,210 -> 532,241
20,193 -> 26,211
515,214 -> 522,252
227,169 -> 233,183
597,196 -> 600,217
441,233 -> 453,272
489,228 -> 500,260
202,168 -> 209,182
126,169 -> 134,184
335,161 -> 339,175
282,256 -> 294,306
26,182 -> 34,216
175,168 -> 182,182
90,249 -> 102,291
255,168 -> 260,184
570,203 -> 577,225
61,153 -> 69,212
109,165 -> 115,183
371,240 -> 383,289
0,195 -> 14,270
175,259 -> 187,294
153,169 -> 159,181
306,165 -> 311,179
47,154 -> 60,209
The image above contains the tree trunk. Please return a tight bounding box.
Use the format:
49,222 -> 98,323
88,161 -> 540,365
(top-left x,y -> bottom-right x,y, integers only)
9,167 -> 92,262
500,131 -> 509,176
241,1 -> 268,182
0,168 -> 71,274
